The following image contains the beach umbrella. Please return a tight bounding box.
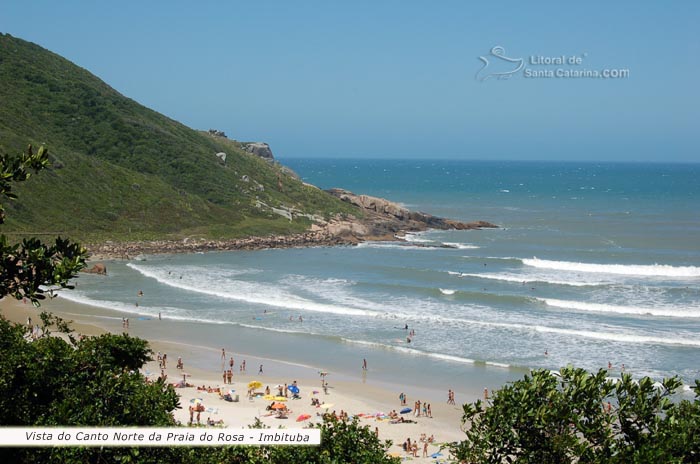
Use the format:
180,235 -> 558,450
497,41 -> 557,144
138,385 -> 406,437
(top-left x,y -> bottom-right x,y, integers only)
296,414 -> 311,422
400,407 -> 412,414
189,398 -> 204,405
248,381 -> 263,390
271,403 -> 287,410
319,403 -> 334,409
288,385 -> 300,395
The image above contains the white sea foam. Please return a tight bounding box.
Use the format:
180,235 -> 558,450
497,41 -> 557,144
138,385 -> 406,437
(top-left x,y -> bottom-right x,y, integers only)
341,339 -> 517,369
539,298 -> 700,319
442,242 -> 480,249
55,291 -> 231,325
439,288 -> 456,295
523,258 -> 700,277
403,232 -> 433,244
458,273 -> 607,287
127,263 -> 379,317
356,242 -> 438,251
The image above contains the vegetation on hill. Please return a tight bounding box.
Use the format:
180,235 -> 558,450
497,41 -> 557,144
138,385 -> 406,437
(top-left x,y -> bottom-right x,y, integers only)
0,33 -> 356,242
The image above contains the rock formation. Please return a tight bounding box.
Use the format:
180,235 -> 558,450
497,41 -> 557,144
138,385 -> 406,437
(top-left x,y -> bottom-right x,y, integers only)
84,262 -> 107,275
325,188 -> 498,239
241,142 -> 274,160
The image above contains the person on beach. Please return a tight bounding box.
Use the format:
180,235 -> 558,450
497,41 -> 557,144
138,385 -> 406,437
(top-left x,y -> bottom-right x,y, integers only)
608,361 -> 612,369
188,406 -> 194,425
265,385 -> 270,395
362,358 -> 367,370
221,348 -> 226,360
177,357 -> 183,369
222,371 -> 227,384
125,318 -> 129,328
484,388 -> 489,400
422,402 -> 427,416
258,364 -> 263,375
229,357 -> 234,370
423,441 -> 428,457
227,369 -> 233,384
427,403 -> 432,418
241,360 -> 246,373
162,353 -> 167,368
158,311 -> 161,320
399,392 -> 405,405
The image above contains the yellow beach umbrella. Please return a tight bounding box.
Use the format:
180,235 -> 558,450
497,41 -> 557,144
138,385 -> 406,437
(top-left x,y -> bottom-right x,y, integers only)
248,380 -> 263,390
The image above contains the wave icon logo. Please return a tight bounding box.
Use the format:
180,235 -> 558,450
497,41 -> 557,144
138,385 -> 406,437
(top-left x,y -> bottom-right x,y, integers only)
476,46 -> 524,81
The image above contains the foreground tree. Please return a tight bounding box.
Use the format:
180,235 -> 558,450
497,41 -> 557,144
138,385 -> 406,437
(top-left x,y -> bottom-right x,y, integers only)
449,366 -> 700,463
0,144 -> 87,303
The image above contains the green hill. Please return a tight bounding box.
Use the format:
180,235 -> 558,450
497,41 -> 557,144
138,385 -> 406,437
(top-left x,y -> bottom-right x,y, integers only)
0,33 -> 356,242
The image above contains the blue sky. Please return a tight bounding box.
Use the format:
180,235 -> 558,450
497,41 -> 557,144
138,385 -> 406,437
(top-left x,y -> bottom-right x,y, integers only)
2,1 -> 698,161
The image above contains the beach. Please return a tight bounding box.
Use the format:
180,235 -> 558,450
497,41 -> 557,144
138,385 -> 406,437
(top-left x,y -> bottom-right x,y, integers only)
1,295 -> 472,460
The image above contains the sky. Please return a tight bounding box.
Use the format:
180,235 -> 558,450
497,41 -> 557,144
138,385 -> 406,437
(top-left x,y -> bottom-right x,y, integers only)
2,1 -> 699,161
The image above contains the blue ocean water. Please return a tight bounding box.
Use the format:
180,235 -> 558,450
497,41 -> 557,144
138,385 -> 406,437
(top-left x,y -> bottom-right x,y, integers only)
64,160 -> 700,387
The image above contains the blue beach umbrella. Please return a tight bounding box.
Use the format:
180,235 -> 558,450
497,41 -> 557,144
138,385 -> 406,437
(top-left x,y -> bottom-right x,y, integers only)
400,407 -> 412,414
288,385 -> 300,395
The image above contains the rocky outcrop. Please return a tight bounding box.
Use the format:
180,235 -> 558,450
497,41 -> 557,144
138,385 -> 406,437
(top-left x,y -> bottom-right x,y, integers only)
242,142 -> 274,160
325,188 -> 498,239
208,129 -> 227,138
84,262 -> 107,275
87,232 -> 350,260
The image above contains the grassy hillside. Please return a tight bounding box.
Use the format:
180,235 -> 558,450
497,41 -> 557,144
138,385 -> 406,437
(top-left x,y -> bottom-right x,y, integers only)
0,33 -> 356,241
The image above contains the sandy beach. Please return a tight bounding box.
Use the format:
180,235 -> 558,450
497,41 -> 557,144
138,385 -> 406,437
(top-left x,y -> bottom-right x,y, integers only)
1,295 -> 471,461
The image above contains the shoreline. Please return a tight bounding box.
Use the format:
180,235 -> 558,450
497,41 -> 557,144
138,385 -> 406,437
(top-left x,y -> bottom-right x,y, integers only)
1,295 -> 482,459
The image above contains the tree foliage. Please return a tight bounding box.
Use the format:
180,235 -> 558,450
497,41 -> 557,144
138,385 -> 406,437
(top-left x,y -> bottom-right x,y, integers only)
449,366 -> 700,463
0,144 -> 87,303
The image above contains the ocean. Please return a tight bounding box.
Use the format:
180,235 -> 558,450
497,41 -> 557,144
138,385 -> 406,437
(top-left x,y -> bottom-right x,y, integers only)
59,160 -> 700,394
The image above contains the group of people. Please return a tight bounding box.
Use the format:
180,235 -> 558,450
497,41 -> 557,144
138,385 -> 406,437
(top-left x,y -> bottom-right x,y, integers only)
447,389 -> 456,405
188,403 -> 205,425
25,317 -> 43,340
413,399 -> 432,418
402,437 -> 430,458
156,351 -> 168,369
221,350 -> 247,376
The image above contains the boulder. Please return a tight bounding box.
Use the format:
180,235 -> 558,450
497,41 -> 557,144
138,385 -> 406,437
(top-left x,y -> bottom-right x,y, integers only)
84,262 -> 107,275
242,142 -> 274,160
